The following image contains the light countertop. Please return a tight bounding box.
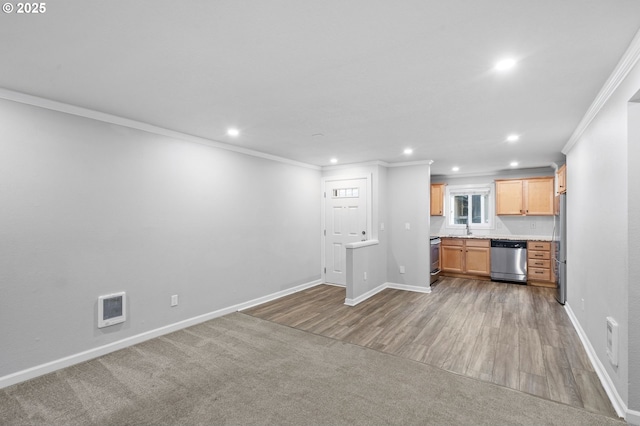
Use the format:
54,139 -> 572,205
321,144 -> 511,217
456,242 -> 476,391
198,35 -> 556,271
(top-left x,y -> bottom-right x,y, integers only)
433,234 -> 552,242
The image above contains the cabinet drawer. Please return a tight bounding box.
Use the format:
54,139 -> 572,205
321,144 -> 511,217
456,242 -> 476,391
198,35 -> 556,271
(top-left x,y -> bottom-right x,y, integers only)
528,250 -> 550,260
528,259 -> 551,269
442,238 -> 464,246
528,267 -> 551,281
528,241 -> 550,251
465,239 -> 490,248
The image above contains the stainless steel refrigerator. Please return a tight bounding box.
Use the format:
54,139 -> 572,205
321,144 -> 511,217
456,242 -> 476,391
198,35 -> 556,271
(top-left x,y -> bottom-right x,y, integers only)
553,193 -> 567,304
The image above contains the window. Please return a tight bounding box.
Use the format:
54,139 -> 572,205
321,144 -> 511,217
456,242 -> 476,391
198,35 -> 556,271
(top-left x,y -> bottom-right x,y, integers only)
446,184 -> 494,229
332,188 -> 359,198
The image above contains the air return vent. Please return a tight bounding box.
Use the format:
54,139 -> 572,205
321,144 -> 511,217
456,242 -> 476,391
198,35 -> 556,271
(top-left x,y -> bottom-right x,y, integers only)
98,292 -> 126,328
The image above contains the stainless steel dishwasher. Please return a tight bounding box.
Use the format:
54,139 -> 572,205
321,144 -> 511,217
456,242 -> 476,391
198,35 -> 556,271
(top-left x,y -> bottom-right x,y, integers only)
490,240 -> 527,283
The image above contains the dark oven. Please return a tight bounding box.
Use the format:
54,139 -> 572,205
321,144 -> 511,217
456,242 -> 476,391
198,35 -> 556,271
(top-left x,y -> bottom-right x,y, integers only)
430,237 -> 441,284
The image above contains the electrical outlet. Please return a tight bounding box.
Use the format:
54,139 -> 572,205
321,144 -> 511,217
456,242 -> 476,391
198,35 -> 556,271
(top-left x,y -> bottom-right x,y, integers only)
363,272 -> 367,281
171,295 -> 179,307
399,265 -> 405,274
405,223 -> 411,230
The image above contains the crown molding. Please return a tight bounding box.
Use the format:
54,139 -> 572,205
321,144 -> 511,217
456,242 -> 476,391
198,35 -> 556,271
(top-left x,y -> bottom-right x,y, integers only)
563,28 -> 640,154
321,160 -> 389,171
0,88 -> 320,171
321,159 -> 434,172
432,165 -> 555,180
386,159 -> 434,168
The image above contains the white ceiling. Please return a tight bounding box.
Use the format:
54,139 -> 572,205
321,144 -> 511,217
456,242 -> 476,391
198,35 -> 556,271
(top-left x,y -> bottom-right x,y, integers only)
2,1 -> 640,175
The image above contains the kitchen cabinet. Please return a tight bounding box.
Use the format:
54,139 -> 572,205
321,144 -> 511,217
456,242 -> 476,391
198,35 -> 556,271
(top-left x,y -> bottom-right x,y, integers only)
430,183 -> 445,216
441,238 -> 491,276
495,177 -> 554,216
527,241 -> 556,287
557,164 -> 566,194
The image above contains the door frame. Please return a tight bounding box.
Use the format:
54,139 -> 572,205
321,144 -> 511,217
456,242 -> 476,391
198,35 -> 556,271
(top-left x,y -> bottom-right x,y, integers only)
321,174 -> 373,284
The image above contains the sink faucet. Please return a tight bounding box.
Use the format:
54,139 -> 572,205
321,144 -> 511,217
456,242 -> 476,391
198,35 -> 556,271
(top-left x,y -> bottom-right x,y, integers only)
465,223 -> 472,236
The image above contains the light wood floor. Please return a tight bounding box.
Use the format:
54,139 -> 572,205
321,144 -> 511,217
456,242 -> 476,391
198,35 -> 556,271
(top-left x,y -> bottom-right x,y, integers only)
244,277 -> 618,418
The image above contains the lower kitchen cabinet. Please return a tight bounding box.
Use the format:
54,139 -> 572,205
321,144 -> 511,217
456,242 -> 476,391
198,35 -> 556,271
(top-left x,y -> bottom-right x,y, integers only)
527,241 -> 556,287
441,238 -> 491,277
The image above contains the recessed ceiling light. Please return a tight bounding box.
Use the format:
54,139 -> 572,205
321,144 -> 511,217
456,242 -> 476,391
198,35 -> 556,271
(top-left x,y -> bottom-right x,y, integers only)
227,128 -> 240,137
506,134 -> 519,142
330,158 -> 338,164
404,148 -> 413,155
510,161 -> 519,167
452,166 -> 460,172
495,58 -> 517,71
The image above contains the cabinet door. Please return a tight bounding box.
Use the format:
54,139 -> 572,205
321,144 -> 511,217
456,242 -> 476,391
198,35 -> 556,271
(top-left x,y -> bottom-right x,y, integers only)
441,245 -> 464,272
557,165 -> 566,194
496,180 -> 524,215
430,184 -> 445,216
525,178 -> 554,215
465,247 -> 491,276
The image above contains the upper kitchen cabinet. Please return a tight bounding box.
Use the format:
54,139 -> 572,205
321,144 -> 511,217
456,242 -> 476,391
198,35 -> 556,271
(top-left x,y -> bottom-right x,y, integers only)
557,164 -> 566,194
430,183 -> 446,216
495,177 -> 555,216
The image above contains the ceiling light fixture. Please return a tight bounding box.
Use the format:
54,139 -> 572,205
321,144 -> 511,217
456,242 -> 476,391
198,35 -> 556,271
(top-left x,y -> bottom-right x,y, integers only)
506,134 -> 519,142
452,166 -> 460,172
510,161 -> 519,167
227,128 -> 240,137
495,58 -> 517,71
330,158 -> 338,164
404,148 -> 413,155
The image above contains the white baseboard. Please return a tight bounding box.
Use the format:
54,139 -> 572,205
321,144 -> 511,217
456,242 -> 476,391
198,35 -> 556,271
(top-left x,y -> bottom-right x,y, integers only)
344,283 -> 387,306
344,282 -> 431,306
387,282 -> 432,294
0,279 -> 322,390
564,302 -> 628,420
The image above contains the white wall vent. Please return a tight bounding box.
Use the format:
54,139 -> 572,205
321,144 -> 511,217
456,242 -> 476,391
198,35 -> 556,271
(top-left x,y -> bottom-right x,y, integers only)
98,292 -> 126,328
606,316 -> 618,367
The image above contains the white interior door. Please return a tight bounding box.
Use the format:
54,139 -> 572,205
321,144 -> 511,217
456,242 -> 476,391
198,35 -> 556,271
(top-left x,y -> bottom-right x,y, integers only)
324,178 -> 367,285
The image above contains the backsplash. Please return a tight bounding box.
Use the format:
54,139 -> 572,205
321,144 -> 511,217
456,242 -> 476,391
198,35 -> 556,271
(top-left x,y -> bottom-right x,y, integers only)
430,215 -> 556,238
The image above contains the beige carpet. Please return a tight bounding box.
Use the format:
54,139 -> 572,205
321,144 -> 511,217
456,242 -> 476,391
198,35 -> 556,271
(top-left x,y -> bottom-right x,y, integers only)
0,313 -> 624,425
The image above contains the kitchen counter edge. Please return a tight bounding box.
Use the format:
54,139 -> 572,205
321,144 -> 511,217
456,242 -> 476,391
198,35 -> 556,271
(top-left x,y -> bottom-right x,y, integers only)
432,235 -> 552,242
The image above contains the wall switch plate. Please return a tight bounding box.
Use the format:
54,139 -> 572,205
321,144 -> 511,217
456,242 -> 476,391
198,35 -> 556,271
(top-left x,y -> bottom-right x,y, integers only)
363,272 -> 367,280
399,265 -> 405,274
380,223 -> 385,231
405,223 -> 410,230
581,298 -> 585,311
171,295 -> 179,307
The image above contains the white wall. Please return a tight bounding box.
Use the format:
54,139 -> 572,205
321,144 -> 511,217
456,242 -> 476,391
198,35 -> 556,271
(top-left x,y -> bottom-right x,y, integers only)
322,164 -> 389,296
628,98 -> 640,415
565,58 -> 640,414
0,98 -> 321,379
323,163 -> 432,296
387,164 -> 431,288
